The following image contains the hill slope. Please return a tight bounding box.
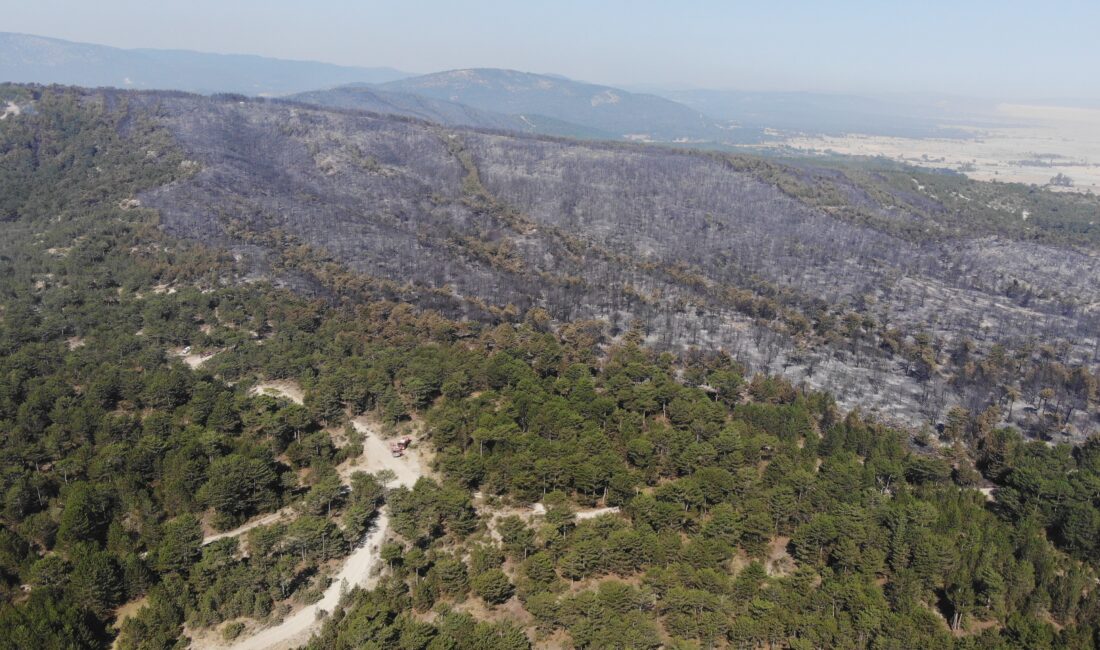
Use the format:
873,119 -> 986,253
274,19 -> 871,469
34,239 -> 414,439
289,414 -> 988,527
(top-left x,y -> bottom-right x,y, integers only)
4,85 -> 1100,650
0,32 -> 408,94
68,88 -> 1095,435
377,68 -> 748,142
289,85 -> 613,139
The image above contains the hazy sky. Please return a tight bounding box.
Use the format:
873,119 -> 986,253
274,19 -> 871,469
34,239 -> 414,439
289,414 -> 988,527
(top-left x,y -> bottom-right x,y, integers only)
6,0 -> 1099,100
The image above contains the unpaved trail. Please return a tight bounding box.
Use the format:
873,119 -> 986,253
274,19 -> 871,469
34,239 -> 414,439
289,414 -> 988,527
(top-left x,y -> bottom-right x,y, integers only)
110,596 -> 149,649
574,506 -> 620,520
171,347 -> 219,369
202,508 -> 292,547
200,417 -> 420,547
969,485 -> 996,503
194,418 -> 427,650
1,102 -> 20,120
213,512 -> 391,650
199,380 -> 304,546
349,416 -> 424,488
478,496 -> 621,541
249,380 -> 305,405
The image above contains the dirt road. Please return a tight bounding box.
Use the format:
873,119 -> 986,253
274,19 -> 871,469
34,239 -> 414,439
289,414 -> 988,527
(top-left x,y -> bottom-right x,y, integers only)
193,419 -> 427,650
217,512 -> 391,650
202,509 -> 292,547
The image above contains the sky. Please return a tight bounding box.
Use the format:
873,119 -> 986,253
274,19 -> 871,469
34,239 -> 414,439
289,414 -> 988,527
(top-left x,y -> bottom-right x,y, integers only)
4,0 -> 1100,100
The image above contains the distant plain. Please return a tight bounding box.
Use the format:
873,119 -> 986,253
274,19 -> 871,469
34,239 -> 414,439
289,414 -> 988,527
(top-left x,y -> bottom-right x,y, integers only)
755,103 -> 1100,193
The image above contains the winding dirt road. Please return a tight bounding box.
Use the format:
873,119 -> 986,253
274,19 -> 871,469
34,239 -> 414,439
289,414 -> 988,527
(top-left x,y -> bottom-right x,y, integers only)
218,512 -> 391,650
202,509 -> 292,547
192,418 -> 427,650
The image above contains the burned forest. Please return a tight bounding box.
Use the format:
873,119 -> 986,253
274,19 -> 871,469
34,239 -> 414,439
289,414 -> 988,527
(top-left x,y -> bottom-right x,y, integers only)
128,90 -> 1100,439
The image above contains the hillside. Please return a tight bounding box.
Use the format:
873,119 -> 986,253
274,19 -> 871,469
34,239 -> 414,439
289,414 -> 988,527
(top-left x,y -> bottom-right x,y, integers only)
376,68 -> 753,143
2,86 -> 1100,649
90,88 -> 1098,437
289,85 -> 613,139
0,32 -> 408,94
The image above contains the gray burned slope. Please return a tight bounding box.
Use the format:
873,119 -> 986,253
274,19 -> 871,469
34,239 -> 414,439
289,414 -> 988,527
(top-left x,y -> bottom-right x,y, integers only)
289,85 -> 614,140
134,93 -> 1100,430
470,134 -> 1100,349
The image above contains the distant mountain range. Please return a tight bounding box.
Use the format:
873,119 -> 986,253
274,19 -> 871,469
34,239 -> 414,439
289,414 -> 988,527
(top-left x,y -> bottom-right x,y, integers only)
0,32 -> 409,95
371,69 -> 744,142
0,33 -> 756,143
0,32 -> 993,143
292,70 -> 771,143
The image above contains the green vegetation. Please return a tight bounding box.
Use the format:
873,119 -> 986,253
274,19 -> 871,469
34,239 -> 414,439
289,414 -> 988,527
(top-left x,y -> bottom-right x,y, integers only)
0,87 -> 386,647
309,334 -> 1100,648
2,85 -> 1100,650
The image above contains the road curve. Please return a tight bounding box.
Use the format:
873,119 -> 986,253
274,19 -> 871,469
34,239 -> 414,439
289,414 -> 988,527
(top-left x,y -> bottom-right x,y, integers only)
194,420 -> 425,650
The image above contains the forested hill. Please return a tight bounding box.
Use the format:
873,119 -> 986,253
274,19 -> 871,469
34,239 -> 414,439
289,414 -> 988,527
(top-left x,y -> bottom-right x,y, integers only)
2,85 -> 1100,649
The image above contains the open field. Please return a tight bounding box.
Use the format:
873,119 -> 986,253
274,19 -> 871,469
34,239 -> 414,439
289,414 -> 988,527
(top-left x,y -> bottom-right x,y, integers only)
757,104 -> 1100,192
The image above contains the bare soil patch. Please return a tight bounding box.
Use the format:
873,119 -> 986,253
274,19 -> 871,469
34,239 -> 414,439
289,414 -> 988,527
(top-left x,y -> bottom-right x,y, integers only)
249,380 -> 305,405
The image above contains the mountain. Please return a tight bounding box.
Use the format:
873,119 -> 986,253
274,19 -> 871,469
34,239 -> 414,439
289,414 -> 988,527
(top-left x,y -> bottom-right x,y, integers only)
0,32 -> 409,95
289,85 -> 614,139
376,68 -> 756,143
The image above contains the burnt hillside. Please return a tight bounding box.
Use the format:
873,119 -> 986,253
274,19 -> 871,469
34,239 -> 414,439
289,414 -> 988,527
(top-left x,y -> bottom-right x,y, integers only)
114,90 -> 1100,433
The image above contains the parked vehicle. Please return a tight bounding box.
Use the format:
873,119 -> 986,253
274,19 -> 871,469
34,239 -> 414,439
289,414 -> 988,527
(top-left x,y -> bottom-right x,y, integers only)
390,436 -> 413,457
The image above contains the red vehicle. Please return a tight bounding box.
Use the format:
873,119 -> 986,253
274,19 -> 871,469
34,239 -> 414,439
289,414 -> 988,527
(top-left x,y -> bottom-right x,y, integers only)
390,436 -> 413,457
